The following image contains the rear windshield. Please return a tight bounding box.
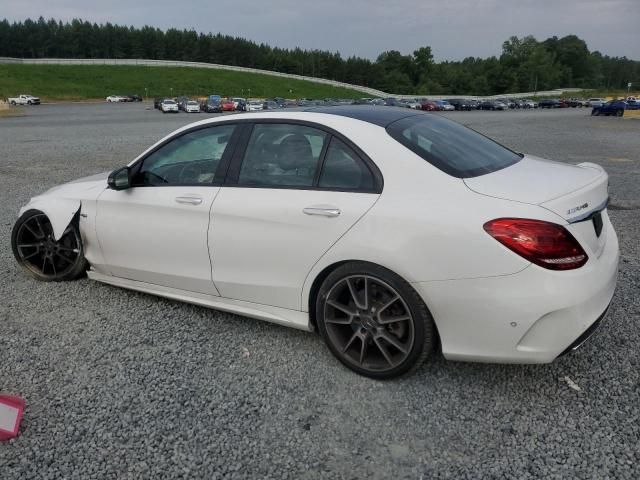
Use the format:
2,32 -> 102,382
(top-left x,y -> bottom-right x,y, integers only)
386,114 -> 521,178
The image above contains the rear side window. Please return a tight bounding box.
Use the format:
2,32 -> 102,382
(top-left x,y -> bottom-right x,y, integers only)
386,115 -> 521,178
319,138 -> 374,190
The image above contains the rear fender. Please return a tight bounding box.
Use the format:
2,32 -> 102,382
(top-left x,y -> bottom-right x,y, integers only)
19,198 -> 81,241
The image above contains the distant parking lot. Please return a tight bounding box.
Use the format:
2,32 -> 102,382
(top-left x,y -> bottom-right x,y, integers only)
1,104 -> 639,479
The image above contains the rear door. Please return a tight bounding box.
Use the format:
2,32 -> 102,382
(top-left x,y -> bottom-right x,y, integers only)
209,122 -> 382,310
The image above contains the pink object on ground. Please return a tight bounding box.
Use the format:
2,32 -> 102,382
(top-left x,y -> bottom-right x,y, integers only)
0,395 -> 25,441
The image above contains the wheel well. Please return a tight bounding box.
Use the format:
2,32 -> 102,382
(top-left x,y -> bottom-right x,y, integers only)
307,261 -> 349,331
306,260 -> 442,350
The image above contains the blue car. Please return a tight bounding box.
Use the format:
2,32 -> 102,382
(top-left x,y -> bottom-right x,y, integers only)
591,100 -> 638,117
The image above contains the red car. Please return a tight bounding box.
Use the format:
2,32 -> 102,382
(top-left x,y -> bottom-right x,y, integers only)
221,99 -> 236,112
421,101 -> 438,111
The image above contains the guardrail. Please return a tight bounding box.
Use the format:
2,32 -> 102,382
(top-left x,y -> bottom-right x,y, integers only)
0,57 -> 583,99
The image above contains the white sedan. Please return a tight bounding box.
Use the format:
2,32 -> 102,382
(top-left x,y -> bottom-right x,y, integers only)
160,99 -> 179,113
11,107 -> 618,378
106,95 -> 126,102
185,101 -> 201,113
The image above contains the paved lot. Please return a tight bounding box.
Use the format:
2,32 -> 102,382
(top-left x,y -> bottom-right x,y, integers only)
1,104 -> 639,479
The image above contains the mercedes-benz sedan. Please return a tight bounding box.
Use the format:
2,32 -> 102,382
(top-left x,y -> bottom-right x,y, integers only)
11,107 -> 618,379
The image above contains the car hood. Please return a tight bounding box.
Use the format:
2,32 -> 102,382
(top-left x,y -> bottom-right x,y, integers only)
464,155 -> 608,222
43,171 -> 110,198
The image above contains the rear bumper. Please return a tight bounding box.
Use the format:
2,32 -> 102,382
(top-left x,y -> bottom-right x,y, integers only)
558,302 -> 609,357
413,220 -> 619,364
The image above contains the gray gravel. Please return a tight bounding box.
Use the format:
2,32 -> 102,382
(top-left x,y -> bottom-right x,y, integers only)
1,103 -> 639,479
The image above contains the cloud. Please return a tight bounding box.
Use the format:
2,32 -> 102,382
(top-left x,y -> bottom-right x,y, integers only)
0,0 -> 638,60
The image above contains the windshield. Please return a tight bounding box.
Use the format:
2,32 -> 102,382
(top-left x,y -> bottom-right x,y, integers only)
386,114 -> 522,178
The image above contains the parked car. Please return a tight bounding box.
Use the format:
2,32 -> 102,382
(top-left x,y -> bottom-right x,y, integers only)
467,99 -> 481,110
565,98 -> 586,108
203,99 -> 223,113
353,98 -> 373,105
538,99 -> 562,109
160,99 -> 179,113
185,101 -> 201,113
370,98 -> 385,106
444,99 -> 473,111
235,99 -> 248,112
247,100 -> 264,112
521,99 -> 538,109
221,99 -> 236,112
434,100 -> 455,111
479,100 -> 504,110
11,106 -> 618,379
591,100 -> 627,117
421,100 -> 438,111
7,94 -> 41,105
384,98 -> 402,107
587,98 -> 607,108
123,94 -> 143,102
153,98 -> 164,109
106,95 -> 126,103
497,98 -> 515,109
402,99 -> 423,109
263,100 -> 279,110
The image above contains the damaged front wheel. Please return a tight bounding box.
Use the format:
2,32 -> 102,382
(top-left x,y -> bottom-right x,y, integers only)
11,209 -> 87,281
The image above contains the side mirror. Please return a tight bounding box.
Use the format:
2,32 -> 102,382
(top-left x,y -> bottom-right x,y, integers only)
108,166 -> 131,190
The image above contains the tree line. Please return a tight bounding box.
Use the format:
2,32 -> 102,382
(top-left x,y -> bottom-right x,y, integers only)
1,17 -> 638,95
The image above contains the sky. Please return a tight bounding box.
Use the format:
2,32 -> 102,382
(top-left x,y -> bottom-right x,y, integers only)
1,0 -> 639,60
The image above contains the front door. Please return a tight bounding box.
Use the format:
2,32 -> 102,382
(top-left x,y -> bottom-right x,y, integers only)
96,124 -> 237,295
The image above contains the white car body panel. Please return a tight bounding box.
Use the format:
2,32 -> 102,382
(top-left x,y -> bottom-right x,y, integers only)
14,109 -> 619,365
210,188 -> 379,310
87,270 -> 311,330
95,187 -> 221,296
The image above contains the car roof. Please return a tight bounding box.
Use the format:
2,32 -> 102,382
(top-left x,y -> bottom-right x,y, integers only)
300,105 -> 423,127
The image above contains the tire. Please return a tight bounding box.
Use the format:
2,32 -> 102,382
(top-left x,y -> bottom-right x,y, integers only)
10,100 -> 16,105
616,109 -> 624,117
11,210 -> 87,282
315,261 -> 436,379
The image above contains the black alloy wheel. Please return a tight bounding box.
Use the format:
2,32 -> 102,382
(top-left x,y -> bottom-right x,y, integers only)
317,262 -> 435,379
11,210 -> 86,281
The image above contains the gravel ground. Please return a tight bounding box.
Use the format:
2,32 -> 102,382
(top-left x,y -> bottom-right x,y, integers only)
0,104 -> 639,479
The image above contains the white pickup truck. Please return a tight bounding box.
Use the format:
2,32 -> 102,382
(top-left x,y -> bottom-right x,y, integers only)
7,94 -> 41,105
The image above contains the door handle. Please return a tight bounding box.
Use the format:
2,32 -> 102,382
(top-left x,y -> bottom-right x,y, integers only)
175,195 -> 203,205
303,206 -> 341,217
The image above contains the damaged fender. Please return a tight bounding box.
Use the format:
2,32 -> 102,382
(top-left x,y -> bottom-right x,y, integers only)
19,198 -> 81,241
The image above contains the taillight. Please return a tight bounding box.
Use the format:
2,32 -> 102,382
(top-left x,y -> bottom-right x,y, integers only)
483,218 -> 588,270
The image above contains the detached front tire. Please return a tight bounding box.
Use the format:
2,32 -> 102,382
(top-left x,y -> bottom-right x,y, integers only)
11,209 -> 87,282
316,262 -> 435,379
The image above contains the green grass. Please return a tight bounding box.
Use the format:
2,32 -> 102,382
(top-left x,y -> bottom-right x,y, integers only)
0,64 -> 369,101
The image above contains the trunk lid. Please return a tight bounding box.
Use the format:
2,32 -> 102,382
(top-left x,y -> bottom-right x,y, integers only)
464,155 -> 609,257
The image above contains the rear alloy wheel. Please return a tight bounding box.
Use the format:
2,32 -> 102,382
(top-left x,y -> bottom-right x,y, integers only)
316,262 -> 435,379
616,109 -> 624,117
11,210 -> 87,281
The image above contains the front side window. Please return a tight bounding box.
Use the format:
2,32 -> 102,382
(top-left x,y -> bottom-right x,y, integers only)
134,125 -> 236,186
386,115 -> 521,178
238,124 -> 327,187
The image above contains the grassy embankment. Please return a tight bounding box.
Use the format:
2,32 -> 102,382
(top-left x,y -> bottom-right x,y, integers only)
0,64 -> 370,101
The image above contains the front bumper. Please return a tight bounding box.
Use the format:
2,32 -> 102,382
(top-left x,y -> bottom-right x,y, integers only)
413,220 -> 619,364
